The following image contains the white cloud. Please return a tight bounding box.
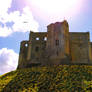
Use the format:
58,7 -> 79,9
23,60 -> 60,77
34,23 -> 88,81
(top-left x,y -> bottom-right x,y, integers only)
0,0 -> 39,37
0,26 -> 12,37
0,0 -> 12,15
0,48 -> 18,75
11,7 -> 39,32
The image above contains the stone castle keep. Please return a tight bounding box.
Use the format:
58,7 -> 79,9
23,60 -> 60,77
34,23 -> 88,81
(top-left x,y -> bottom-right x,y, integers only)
18,20 -> 92,68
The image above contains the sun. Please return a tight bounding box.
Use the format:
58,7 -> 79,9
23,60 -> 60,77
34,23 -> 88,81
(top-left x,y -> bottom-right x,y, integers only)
27,0 -> 83,22
30,0 -> 77,13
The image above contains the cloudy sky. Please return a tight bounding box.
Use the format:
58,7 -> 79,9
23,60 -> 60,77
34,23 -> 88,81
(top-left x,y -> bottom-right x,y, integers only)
0,0 -> 92,75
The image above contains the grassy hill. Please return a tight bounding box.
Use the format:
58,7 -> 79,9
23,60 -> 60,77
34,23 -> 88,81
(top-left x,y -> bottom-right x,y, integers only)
0,65 -> 92,92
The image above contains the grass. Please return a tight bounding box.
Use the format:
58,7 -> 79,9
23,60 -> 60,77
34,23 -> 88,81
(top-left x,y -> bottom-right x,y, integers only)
0,65 -> 92,92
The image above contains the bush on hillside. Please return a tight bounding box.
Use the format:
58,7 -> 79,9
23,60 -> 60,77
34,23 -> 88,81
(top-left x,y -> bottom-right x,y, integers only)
0,65 -> 92,92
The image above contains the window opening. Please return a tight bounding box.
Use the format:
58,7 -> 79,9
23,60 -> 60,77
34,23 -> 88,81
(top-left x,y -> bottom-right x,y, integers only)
44,37 -> 47,41
35,46 -> 39,52
25,44 -> 28,47
36,37 -> 39,40
56,40 -> 59,46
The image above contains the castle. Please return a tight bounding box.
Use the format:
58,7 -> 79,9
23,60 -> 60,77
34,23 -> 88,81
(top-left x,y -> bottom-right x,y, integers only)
18,20 -> 92,69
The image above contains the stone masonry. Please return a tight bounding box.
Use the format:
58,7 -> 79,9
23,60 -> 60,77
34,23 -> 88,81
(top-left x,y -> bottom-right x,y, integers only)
17,20 -> 92,69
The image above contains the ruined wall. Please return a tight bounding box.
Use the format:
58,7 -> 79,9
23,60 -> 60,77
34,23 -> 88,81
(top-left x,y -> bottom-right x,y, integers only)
18,21 -> 92,69
27,31 -> 47,66
18,31 -> 48,68
69,32 -> 91,63
47,20 -> 70,64
18,41 -> 29,68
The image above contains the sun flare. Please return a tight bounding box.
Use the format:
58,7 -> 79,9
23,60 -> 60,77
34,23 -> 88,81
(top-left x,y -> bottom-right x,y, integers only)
27,0 -> 83,22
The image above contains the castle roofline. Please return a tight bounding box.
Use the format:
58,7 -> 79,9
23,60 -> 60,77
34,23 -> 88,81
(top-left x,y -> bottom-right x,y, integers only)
70,32 -> 89,34
47,20 -> 68,27
30,31 -> 47,34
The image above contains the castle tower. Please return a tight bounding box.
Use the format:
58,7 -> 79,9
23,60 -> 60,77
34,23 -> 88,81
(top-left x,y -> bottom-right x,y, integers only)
18,41 -> 29,68
47,20 -> 70,64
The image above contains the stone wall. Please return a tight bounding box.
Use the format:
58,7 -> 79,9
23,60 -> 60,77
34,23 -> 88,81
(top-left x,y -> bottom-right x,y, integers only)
27,31 -> 47,66
47,20 -> 70,64
17,20 -> 92,69
89,42 -> 92,61
69,32 -> 91,63
18,41 -> 29,68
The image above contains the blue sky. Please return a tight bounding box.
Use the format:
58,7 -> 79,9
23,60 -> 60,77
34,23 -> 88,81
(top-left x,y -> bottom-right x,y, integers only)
0,0 -> 92,75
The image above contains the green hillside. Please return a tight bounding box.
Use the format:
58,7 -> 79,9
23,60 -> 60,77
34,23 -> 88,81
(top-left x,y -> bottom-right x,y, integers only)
0,65 -> 92,92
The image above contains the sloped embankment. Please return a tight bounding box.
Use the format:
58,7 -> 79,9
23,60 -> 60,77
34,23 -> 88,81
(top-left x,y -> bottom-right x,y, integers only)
0,65 -> 92,92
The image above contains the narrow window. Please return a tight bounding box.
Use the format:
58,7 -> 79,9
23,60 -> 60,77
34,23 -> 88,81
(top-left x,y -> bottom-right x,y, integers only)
36,37 -> 39,40
44,37 -> 47,41
56,40 -> 59,46
25,44 -> 28,47
35,46 -> 39,52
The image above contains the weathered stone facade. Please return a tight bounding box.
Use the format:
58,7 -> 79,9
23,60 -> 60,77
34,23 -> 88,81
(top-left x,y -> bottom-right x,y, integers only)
18,20 -> 92,69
